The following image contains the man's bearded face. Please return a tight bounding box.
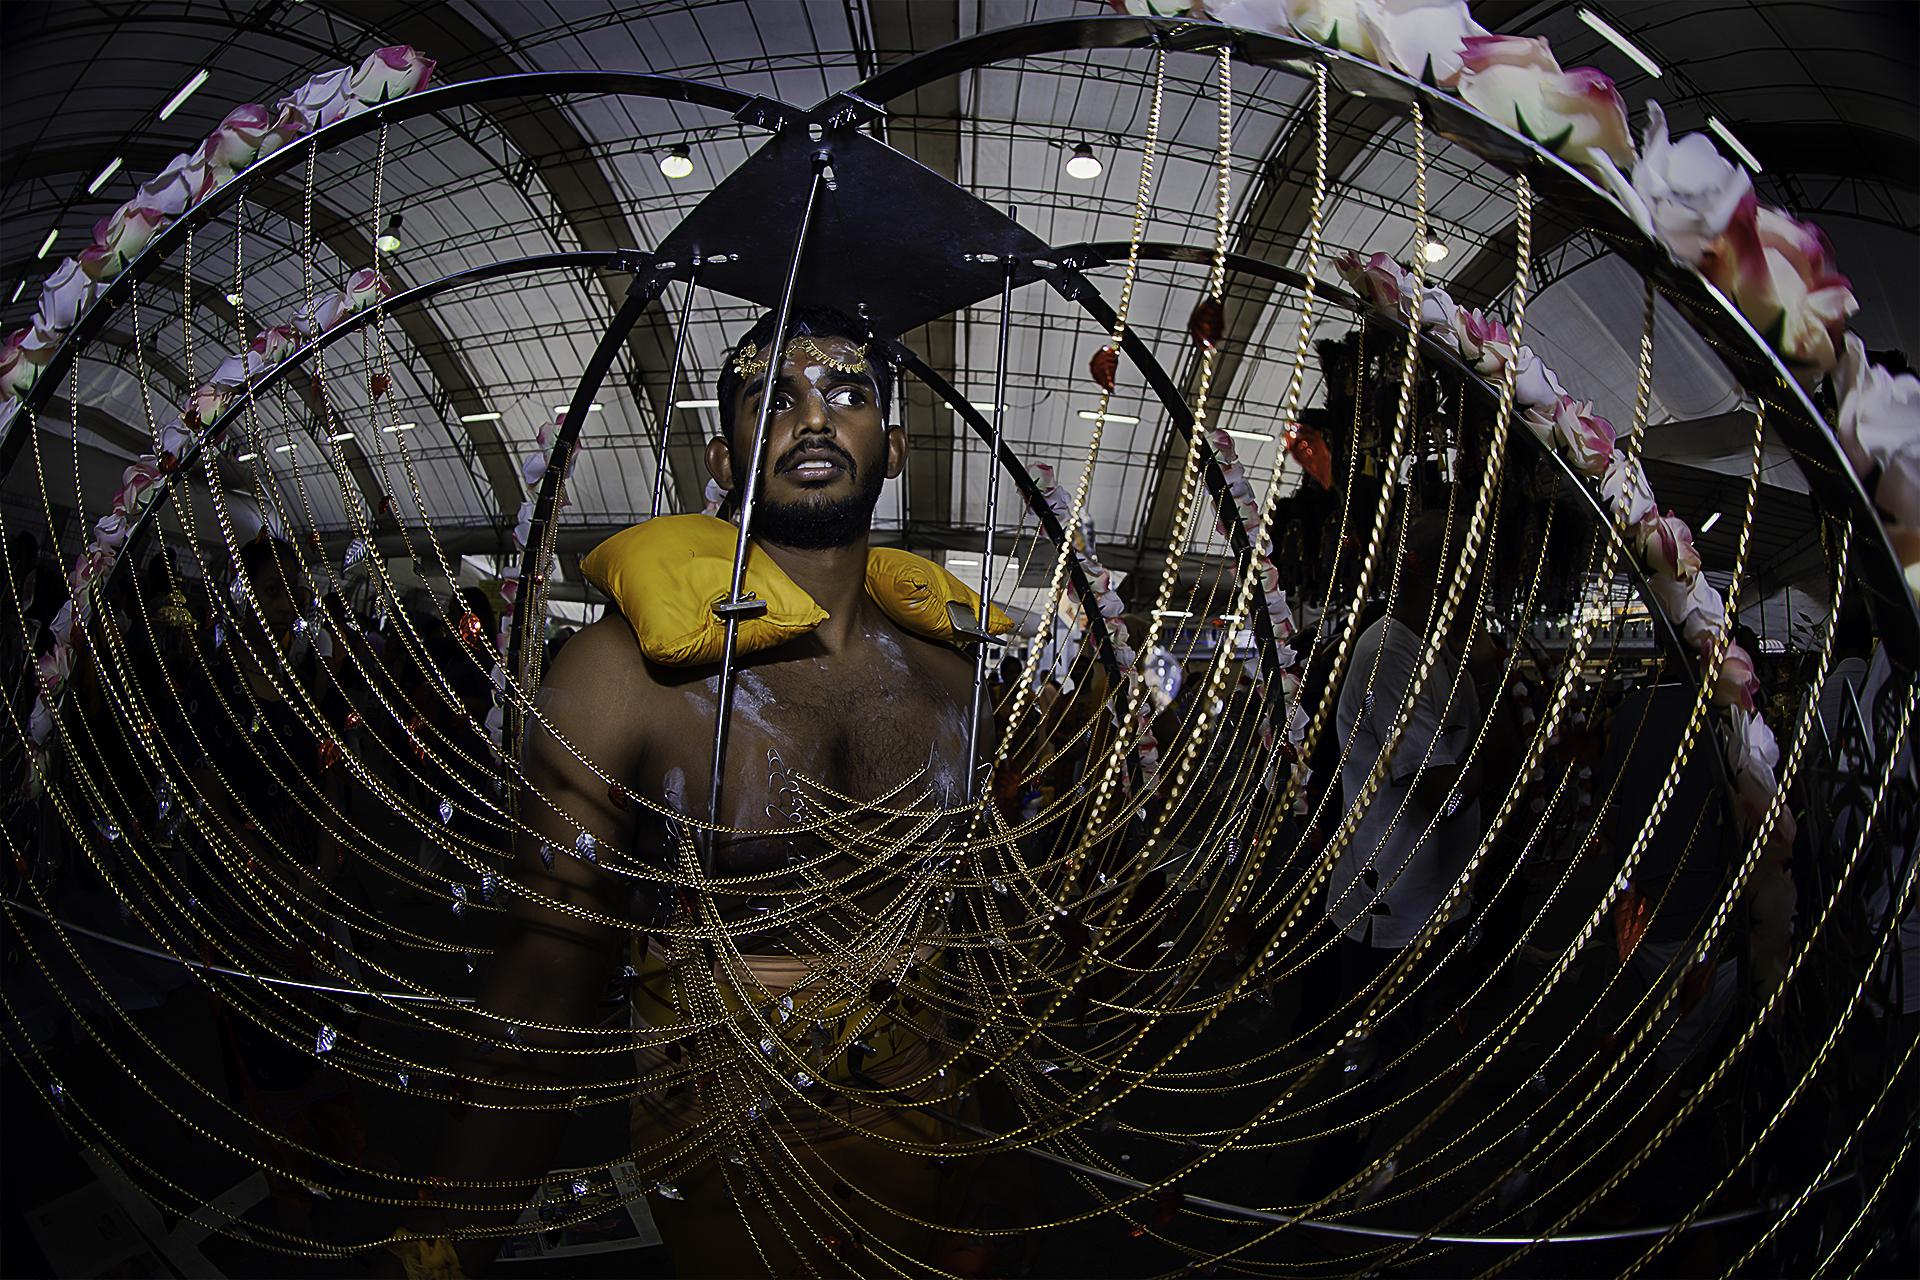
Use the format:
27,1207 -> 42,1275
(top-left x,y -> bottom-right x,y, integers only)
711,336 -> 904,550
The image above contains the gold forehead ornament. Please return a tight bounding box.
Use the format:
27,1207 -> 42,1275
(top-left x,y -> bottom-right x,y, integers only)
731,335 -> 871,381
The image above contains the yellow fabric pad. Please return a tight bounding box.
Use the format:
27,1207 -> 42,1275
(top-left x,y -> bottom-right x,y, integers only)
866,546 -> 1014,643
579,514 -> 825,665
580,514 -> 1012,666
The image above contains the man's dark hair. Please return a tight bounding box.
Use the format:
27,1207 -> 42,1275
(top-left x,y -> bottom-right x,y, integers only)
714,305 -> 895,423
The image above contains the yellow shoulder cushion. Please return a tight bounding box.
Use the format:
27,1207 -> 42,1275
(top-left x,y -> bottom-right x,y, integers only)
866,546 -> 1014,643
580,514 -> 1013,665
579,514 -> 825,666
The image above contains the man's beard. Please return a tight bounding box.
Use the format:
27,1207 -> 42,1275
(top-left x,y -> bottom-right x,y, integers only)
746,448 -> 886,550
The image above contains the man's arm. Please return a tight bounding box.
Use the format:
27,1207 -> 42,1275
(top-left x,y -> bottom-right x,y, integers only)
410,617 -> 650,1272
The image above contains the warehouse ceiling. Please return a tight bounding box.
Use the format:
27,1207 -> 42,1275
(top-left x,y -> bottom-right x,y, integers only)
2,0 -> 1914,618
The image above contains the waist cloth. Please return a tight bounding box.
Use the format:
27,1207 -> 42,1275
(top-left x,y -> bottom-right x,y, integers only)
628,935 -> 951,1152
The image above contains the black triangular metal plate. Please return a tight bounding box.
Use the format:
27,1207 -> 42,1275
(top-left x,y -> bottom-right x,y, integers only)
650,120 -> 1056,334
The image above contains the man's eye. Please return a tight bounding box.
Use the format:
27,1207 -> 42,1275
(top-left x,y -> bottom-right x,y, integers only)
772,392 -> 794,412
829,387 -> 866,407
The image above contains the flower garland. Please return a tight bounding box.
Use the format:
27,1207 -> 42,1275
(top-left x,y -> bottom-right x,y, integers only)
1107,2 -> 1918,577
11,47 -> 435,763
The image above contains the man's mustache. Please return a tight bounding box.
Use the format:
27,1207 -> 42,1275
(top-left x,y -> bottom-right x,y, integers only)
774,440 -> 858,477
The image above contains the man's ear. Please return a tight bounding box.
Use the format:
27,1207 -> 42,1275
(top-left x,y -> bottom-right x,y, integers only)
705,436 -> 735,490
884,423 -> 908,480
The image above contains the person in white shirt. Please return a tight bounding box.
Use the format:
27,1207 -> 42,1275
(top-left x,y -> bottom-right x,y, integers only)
1328,510 -> 1484,964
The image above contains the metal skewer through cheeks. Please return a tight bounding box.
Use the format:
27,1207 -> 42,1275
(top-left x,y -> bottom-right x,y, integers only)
705,149 -> 831,874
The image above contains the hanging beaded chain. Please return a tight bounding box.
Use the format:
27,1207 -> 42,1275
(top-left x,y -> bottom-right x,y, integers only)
2,39 -> 1911,1280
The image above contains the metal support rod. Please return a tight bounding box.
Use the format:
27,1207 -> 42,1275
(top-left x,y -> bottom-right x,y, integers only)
965,254 -> 1016,803
650,265 -> 703,519
706,155 -> 829,866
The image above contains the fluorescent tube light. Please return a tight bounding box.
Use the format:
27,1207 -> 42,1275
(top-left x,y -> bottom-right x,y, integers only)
458,410 -> 502,423
675,399 -> 720,410
8,281 -> 24,304
35,230 -> 58,259
1225,428 -> 1274,443
1577,9 -> 1663,78
236,451 -> 258,462
1707,117 -> 1762,172
382,422 -> 417,432
158,69 -> 210,122
550,403 -> 602,415
1153,609 -> 1193,620
275,444 -> 298,454
947,558 -> 981,568
1699,510 -> 1723,533
1078,410 -> 1140,424
329,431 -> 355,442
85,157 -> 123,195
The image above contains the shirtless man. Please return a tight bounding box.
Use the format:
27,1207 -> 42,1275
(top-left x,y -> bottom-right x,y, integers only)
416,307 -> 989,1277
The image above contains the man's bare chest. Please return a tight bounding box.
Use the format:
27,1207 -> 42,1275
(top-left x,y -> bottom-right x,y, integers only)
645,635 -> 974,827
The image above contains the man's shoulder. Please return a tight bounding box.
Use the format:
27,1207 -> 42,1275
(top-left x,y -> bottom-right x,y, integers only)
538,614 -> 667,715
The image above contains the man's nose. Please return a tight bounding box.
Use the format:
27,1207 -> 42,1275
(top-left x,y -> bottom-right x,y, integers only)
793,388 -> 832,434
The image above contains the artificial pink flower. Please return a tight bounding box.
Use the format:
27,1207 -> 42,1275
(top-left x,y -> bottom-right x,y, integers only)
279,67 -> 359,132
1600,101 -> 1752,267
253,324 -> 300,366
349,45 -> 437,105
136,152 -> 216,221
118,456 -> 164,514
1550,397 -> 1615,476
69,545 -> 116,597
521,449 -> 548,489
80,202 -> 168,281
1,329 -> 41,399
1370,0 -> 1487,88
1201,0 -> 1295,36
218,104 -> 274,156
1637,509 -> 1702,581
1290,0 -> 1382,58
1414,284 -> 1459,333
1834,333 -> 1920,525
1511,344 -> 1565,408
157,417 -> 194,467
340,268 -> 392,312
1335,249 -> 1410,311
92,509 -> 130,552
29,695 -> 53,746
1652,569 -> 1727,649
1457,35 -> 1634,171
1703,194 -> 1857,376
256,104 -> 311,159
1452,306 -> 1513,377
38,642 -> 75,696
1599,453 -> 1656,527
184,383 -> 230,428
1725,706 -> 1780,798
34,257 -> 97,333
1713,640 -> 1761,711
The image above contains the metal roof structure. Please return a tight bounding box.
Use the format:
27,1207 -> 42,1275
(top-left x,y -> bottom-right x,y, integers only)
2,0 -> 1914,624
